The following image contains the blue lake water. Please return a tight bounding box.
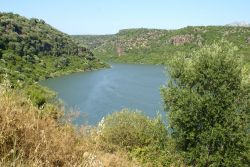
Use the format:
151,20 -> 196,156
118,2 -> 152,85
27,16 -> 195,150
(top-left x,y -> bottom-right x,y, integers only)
40,63 -> 169,125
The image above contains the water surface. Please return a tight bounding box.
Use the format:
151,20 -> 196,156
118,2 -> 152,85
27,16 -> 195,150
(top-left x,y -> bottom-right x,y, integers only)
40,64 -> 168,125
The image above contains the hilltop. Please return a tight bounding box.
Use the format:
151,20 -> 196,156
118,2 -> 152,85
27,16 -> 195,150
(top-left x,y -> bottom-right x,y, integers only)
0,13 -> 101,61
72,26 -> 250,67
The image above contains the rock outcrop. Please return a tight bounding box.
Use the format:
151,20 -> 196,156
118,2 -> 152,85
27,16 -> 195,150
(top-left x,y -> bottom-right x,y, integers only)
169,34 -> 194,45
247,37 -> 250,44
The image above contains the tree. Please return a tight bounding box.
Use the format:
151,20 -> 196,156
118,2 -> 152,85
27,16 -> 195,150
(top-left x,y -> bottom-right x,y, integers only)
161,41 -> 249,166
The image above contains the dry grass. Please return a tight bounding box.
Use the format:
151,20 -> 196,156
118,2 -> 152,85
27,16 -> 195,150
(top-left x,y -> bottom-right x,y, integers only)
0,89 -> 140,167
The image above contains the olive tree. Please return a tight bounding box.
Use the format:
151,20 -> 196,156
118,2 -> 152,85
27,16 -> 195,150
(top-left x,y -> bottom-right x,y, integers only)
161,41 -> 249,166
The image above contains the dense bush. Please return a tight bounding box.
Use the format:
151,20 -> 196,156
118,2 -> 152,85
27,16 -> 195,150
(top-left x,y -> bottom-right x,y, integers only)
98,109 -> 167,150
161,41 -> 250,166
97,109 -> 184,166
25,84 -> 55,108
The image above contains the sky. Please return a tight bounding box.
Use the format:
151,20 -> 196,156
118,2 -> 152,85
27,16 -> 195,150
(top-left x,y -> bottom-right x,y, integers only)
0,0 -> 249,35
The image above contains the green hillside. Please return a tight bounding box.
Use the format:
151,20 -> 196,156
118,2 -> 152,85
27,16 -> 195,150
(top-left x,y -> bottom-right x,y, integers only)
73,26 -> 250,67
0,12 -> 107,106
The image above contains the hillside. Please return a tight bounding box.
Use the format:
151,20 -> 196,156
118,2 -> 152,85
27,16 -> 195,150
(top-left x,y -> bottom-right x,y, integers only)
72,26 -> 250,67
0,12 -> 107,106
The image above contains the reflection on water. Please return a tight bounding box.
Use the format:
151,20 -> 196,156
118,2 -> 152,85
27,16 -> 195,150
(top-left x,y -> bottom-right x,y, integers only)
40,63 -> 169,125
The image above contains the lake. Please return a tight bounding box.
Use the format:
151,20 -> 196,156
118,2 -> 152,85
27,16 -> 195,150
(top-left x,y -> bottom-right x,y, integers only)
40,63 -> 169,125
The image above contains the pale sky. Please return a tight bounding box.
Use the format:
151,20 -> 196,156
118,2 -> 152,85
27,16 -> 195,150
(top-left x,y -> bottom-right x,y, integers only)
1,0 -> 249,35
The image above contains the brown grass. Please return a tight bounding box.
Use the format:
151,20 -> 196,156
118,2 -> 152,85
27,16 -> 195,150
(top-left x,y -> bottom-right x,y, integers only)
0,89 -> 140,167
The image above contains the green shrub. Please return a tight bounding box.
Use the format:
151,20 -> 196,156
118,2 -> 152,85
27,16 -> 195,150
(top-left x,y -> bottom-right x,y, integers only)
97,109 -> 183,166
25,84 -> 55,108
161,41 -> 250,166
98,109 -> 167,150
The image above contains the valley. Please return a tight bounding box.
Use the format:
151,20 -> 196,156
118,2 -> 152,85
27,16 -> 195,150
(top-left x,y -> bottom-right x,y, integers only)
0,2 -> 249,165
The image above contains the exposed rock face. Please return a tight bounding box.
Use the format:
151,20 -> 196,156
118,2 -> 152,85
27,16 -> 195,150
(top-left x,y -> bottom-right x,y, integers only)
169,34 -> 194,45
115,41 -> 124,56
247,37 -> 250,44
116,46 -> 124,56
196,34 -> 203,46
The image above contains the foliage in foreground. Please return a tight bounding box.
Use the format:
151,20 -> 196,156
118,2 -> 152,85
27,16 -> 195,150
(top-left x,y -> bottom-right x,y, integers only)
161,41 -> 250,166
0,87 -> 186,166
97,109 -> 184,166
0,88 -> 140,167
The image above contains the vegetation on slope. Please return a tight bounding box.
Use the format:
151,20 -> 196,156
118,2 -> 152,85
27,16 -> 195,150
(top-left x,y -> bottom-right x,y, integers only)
0,83 -> 185,166
0,88 -> 142,167
0,12 -> 107,107
73,26 -> 250,68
